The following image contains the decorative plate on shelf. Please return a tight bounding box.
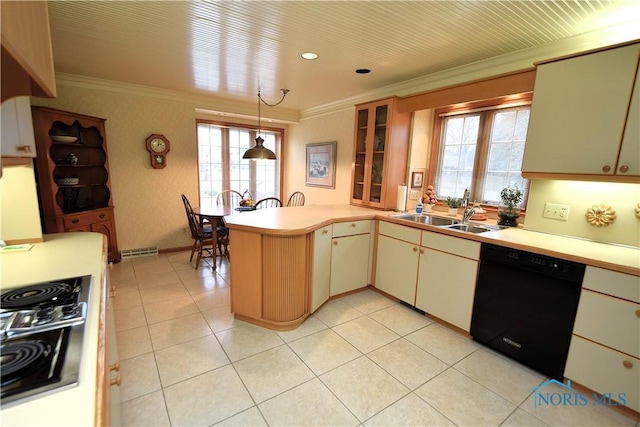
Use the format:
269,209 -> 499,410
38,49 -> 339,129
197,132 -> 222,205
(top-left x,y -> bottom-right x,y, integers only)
51,135 -> 78,143
54,177 -> 79,186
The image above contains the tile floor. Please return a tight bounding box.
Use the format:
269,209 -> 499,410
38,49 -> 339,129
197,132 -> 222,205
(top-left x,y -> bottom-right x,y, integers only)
110,252 -> 638,427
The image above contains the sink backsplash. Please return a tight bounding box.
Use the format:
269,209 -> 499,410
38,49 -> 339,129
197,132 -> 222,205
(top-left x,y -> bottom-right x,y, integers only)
523,180 -> 640,248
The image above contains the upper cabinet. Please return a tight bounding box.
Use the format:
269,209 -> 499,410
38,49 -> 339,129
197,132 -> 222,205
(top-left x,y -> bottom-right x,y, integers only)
1,1 -> 56,102
351,97 -> 411,209
522,42 -> 640,182
1,97 -> 37,158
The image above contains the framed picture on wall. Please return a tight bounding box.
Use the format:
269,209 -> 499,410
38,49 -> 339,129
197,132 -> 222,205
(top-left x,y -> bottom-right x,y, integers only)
306,141 -> 337,188
411,171 -> 424,188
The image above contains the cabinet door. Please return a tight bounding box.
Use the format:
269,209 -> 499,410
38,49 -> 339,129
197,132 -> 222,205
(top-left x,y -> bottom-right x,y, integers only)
330,233 -> 370,296
618,64 -> 640,176
107,290 -> 121,425
1,97 -> 36,157
565,335 -> 639,412
375,234 -> 419,304
415,248 -> 478,332
91,220 -> 119,263
523,43 -> 640,175
311,225 -> 332,312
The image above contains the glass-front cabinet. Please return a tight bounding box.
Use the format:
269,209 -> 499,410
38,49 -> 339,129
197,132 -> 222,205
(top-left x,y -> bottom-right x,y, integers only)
351,97 -> 410,209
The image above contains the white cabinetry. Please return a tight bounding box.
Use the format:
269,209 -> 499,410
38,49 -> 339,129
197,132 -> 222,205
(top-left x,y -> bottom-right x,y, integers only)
564,266 -> 640,412
375,221 -> 421,304
311,224 -> 332,312
330,220 -> 371,296
1,96 -> 36,157
522,42 -> 640,180
415,231 -> 480,332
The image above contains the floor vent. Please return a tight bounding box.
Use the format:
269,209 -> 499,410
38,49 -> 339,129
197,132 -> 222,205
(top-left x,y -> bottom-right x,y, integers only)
120,246 -> 159,259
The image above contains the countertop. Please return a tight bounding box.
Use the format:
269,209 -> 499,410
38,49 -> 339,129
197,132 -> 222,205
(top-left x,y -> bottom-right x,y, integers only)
224,204 -> 640,276
0,232 -> 106,426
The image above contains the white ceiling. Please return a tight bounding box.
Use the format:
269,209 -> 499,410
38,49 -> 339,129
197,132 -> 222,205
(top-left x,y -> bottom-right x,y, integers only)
47,1 -> 640,118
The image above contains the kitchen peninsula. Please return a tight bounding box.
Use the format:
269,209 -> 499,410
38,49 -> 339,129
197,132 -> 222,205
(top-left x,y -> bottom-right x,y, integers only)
223,205 -> 640,330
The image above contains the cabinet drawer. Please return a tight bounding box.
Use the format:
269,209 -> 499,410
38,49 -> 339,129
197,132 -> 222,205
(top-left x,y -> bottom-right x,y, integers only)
565,335 -> 639,412
421,231 -> 480,260
63,209 -> 112,229
333,220 -> 371,237
573,289 -> 640,358
378,221 -> 421,245
583,266 -> 639,303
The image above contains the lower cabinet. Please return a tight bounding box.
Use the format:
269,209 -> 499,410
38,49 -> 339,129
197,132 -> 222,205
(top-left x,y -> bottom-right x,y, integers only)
62,207 -> 120,263
564,266 -> 640,412
311,225 -> 332,312
330,221 -> 371,296
107,292 -> 121,425
375,222 -> 480,332
375,234 -> 419,304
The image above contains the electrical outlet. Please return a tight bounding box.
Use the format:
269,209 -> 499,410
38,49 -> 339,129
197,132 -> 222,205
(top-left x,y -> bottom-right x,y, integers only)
409,190 -> 421,200
543,203 -> 570,221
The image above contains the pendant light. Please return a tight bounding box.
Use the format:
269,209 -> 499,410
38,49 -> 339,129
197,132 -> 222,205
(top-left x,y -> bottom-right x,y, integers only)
243,88 -> 289,160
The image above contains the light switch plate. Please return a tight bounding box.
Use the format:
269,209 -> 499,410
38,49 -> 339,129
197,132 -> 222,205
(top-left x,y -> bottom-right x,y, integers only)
409,190 -> 421,200
543,203 -> 570,221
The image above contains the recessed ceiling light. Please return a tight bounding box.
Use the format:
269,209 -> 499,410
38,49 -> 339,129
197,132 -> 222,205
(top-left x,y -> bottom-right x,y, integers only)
301,52 -> 319,60
355,68 -> 371,74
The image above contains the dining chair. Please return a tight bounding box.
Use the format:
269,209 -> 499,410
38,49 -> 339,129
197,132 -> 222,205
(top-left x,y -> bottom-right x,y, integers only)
216,190 -> 243,208
286,191 -> 305,207
214,190 -> 242,260
181,194 -> 214,270
254,197 -> 282,209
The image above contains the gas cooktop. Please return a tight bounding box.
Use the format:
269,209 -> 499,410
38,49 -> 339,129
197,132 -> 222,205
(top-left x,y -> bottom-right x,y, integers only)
0,275 -> 91,407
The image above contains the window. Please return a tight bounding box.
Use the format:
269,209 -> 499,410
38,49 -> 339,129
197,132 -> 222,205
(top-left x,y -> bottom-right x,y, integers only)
197,121 -> 282,206
430,95 -> 531,208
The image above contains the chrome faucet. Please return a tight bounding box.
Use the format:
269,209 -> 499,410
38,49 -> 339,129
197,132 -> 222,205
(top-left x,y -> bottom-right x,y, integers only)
462,188 -> 475,223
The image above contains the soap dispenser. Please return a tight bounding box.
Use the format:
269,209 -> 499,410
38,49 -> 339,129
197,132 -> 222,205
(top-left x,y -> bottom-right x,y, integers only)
416,199 -> 423,215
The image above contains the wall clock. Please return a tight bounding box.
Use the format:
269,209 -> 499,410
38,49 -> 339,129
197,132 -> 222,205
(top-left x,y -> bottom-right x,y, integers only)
145,134 -> 170,169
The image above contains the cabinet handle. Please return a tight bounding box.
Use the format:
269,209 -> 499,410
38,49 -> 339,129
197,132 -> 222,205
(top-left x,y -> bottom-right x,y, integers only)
333,241 -> 338,246
602,165 -> 611,172
110,361 -> 120,372
623,360 -> 633,369
99,213 -> 105,219
110,290 -> 117,298
72,218 -> 79,224
110,374 -> 121,386
635,309 -> 640,318
412,247 -> 418,252
350,223 -> 356,227
15,145 -> 32,153
322,230 -> 328,235
619,165 -> 629,173
420,249 -> 424,254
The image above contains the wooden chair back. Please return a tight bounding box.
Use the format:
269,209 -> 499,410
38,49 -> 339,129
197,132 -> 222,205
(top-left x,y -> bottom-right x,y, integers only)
286,191 -> 305,207
216,190 -> 243,208
254,197 -> 282,209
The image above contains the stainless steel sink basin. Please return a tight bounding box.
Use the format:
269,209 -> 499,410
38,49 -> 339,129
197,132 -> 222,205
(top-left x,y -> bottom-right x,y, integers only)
440,223 -> 501,234
392,214 -> 458,226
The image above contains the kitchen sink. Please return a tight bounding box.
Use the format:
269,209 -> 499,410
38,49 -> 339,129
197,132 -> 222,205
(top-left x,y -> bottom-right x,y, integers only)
440,223 -> 501,234
392,214 -> 458,226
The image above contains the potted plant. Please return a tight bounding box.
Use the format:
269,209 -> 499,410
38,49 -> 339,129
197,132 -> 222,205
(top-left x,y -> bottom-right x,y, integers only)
444,196 -> 462,216
498,184 -> 523,226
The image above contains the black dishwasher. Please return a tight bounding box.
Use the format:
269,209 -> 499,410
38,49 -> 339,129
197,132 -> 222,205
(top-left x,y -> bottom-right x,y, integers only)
470,243 -> 585,380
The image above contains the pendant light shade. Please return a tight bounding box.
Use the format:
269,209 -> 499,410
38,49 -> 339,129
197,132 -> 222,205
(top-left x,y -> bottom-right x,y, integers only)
243,88 -> 289,161
242,136 -> 276,160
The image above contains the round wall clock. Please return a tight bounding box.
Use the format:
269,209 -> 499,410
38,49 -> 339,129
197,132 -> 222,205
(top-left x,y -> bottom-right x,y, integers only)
145,134 -> 170,169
